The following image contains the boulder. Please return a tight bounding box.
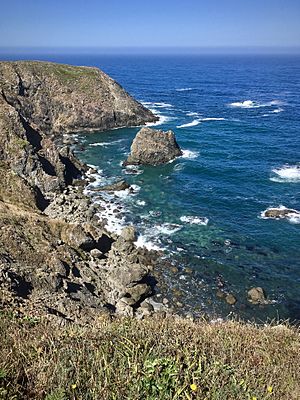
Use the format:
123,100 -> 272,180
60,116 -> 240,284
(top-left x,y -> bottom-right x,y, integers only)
247,287 -> 267,304
120,226 -> 137,242
124,127 -> 183,166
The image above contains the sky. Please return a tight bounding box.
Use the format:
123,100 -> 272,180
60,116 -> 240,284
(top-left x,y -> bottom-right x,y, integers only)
0,0 -> 300,52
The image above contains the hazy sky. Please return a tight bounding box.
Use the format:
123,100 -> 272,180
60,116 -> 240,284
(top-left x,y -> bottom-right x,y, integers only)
1,0 -> 300,50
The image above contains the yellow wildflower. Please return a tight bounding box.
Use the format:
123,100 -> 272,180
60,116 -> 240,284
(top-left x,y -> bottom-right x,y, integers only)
190,383 -> 198,391
252,397 -> 257,400
267,385 -> 273,393
71,384 -> 77,390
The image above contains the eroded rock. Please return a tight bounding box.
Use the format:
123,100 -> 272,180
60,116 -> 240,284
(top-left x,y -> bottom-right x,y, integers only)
247,287 -> 267,304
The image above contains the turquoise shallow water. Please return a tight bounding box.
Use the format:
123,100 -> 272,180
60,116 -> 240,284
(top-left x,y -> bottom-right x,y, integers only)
2,53 -> 300,320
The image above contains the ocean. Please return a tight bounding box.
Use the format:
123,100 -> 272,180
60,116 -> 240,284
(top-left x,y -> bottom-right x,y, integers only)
2,53 -> 300,321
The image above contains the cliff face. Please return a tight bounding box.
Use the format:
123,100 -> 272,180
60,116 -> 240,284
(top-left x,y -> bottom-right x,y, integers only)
0,61 -> 158,323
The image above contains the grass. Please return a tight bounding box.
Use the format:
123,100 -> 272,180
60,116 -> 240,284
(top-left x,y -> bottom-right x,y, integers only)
0,312 -> 299,399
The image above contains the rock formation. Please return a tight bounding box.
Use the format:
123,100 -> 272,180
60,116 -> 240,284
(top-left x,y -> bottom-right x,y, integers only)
247,287 -> 267,304
0,61 -> 159,324
124,127 -> 183,166
262,207 -> 300,219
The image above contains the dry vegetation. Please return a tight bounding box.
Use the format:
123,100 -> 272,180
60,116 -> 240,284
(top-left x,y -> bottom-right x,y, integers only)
0,312 -> 299,400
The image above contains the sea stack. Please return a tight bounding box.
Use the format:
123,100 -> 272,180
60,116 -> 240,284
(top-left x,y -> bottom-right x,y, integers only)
124,127 -> 183,166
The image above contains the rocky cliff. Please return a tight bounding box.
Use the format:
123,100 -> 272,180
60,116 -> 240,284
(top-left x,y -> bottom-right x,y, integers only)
0,61 -> 159,324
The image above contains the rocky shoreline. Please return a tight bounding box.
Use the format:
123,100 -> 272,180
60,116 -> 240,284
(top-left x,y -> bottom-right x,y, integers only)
0,60 -> 169,324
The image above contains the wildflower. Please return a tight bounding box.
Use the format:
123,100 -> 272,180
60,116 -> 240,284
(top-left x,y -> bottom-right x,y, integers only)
267,385 -> 273,393
71,384 -> 77,390
190,383 -> 198,391
252,397 -> 257,400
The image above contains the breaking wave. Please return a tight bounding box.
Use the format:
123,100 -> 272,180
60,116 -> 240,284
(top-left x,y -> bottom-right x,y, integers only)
180,216 -> 209,225
229,99 -> 284,109
181,150 -> 199,159
177,119 -> 201,128
270,165 -> 300,183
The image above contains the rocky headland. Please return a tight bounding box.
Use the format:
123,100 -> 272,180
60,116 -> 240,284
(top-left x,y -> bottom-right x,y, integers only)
0,61 -> 162,324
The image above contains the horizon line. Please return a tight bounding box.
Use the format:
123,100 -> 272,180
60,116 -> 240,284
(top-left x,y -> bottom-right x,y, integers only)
1,45 -> 300,55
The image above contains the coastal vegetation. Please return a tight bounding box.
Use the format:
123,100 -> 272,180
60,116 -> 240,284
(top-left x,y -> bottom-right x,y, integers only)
0,312 -> 299,400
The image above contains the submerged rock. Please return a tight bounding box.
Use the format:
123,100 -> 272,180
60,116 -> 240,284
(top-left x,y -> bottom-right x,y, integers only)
225,294 -> 237,305
124,127 -> 183,166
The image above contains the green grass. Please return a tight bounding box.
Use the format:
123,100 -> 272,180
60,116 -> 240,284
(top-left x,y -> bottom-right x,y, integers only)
0,312 -> 299,399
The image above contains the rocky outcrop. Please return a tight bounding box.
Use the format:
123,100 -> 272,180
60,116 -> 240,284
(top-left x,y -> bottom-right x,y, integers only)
262,207 -> 300,220
124,127 -> 183,166
0,61 -> 159,323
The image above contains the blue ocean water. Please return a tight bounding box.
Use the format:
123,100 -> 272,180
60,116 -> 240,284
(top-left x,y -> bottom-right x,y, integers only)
2,53 -> 300,320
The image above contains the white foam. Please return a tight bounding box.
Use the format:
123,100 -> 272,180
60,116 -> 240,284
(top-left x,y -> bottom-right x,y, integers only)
89,139 -> 124,147
176,88 -> 193,92
87,163 -> 98,169
134,222 -> 182,251
134,235 -> 163,251
141,101 -> 173,108
230,100 -> 258,108
146,109 -> 174,127
271,108 -> 284,113
136,200 -> 146,206
93,193 -> 127,235
260,205 -> 300,224
85,169 -> 105,189
180,216 -> 209,225
177,119 -> 201,128
181,150 -> 199,159
154,223 -> 183,235
186,112 -> 200,117
229,99 -> 284,109
271,165 -> 300,183
200,117 -> 226,121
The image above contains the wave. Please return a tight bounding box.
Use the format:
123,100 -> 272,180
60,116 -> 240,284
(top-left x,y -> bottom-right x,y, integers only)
229,99 -> 284,109
135,235 -> 164,251
180,216 -> 209,225
200,117 -> 226,121
146,112 -> 174,127
260,206 -> 300,224
135,222 -> 182,251
177,119 -> 201,128
141,101 -> 173,108
136,200 -> 146,206
176,88 -> 193,92
155,223 -> 183,235
270,165 -> 300,183
181,150 -> 199,159
89,139 -> 125,147
186,112 -> 200,117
